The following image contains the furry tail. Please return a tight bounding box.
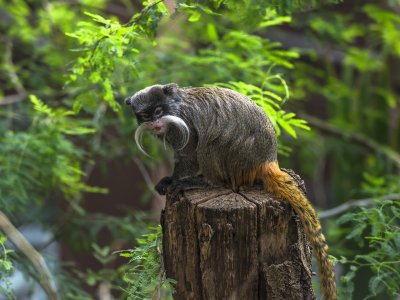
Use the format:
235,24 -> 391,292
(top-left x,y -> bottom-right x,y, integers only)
259,161 -> 336,300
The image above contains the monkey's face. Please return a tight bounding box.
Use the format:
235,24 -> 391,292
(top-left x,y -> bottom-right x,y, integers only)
134,105 -> 168,135
125,83 -> 190,155
125,83 -> 181,136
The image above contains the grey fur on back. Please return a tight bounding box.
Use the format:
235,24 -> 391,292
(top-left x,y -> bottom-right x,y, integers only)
174,86 -> 277,184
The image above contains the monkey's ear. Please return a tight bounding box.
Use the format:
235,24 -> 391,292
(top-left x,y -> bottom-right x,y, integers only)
162,83 -> 178,96
125,97 -> 132,105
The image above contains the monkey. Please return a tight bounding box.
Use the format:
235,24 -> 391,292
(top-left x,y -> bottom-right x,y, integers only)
125,83 -> 336,300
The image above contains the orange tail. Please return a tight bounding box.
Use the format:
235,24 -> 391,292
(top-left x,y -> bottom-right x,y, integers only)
258,161 -> 337,300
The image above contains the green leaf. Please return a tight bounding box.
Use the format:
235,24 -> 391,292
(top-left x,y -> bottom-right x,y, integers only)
119,252 -> 133,258
84,12 -> 111,26
277,119 -> 297,138
188,11 -> 201,22
207,23 -> 218,41
30,95 -> 53,116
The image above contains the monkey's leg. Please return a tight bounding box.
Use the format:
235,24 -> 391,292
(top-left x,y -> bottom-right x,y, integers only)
155,176 -> 209,197
156,151 -> 208,197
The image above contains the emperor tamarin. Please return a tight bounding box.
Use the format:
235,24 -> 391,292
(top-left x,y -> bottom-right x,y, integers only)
125,83 -> 336,300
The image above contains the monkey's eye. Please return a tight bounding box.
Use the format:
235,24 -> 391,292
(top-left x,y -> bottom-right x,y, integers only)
138,113 -> 150,121
153,107 -> 163,118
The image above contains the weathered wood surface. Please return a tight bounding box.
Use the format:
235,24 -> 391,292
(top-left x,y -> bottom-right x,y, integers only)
161,181 -> 316,300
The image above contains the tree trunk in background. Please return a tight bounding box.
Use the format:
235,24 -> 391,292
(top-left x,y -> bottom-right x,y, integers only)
161,171 -> 316,300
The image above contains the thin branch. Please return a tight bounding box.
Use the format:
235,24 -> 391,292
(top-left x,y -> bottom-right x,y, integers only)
4,40 -> 27,95
97,281 -> 112,300
263,28 -> 345,64
0,211 -> 60,300
1,40 -> 27,105
84,103 -> 107,179
0,94 -> 26,106
301,114 -> 400,167
318,194 -> 400,219
132,157 -> 164,202
123,0 -> 164,27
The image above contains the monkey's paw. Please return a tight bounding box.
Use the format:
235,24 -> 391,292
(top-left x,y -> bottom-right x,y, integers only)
167,176 -> 209,198
155,176 -> 173,195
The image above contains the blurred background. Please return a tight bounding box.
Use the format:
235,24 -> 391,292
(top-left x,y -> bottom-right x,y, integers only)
0,0 -> 399,299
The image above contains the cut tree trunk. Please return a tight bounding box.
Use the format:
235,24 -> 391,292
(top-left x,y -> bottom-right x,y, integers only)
161,172 -> 316,300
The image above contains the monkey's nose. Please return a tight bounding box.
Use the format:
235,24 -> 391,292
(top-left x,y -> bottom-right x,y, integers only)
125,97 -> 132,105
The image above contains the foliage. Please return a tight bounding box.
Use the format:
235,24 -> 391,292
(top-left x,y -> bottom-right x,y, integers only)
0,96 -> 103,216
0,0 -> 155,296
120,225 -> 174,300
286,2 -> 400,298
337,174 -> 400,299
66,2 -> 170,112
0,234 -> 14,299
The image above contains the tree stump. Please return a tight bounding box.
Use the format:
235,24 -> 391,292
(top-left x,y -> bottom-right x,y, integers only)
161,175 -> 316,300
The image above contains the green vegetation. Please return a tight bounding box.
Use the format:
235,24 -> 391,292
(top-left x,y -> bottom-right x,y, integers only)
0,0 -> 399,299
0,234 -> 14,298
120,226 -> 175,300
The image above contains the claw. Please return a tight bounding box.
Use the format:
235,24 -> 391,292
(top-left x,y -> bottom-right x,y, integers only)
155,176 -> 173,195
165,176 -> 209,198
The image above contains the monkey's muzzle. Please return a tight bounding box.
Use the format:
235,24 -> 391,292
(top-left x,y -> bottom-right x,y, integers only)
135,115 -> 190,156
148,120 -> 167,135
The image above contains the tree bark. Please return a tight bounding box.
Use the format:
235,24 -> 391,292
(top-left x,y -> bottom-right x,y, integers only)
161,174 -> 316,300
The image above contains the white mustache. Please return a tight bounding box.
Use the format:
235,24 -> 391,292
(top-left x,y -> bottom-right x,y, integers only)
134,115 -> 190,156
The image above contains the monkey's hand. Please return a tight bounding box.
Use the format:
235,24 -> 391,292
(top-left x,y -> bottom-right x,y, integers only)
167,176 -> 209,198
155,176 -> 174,195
